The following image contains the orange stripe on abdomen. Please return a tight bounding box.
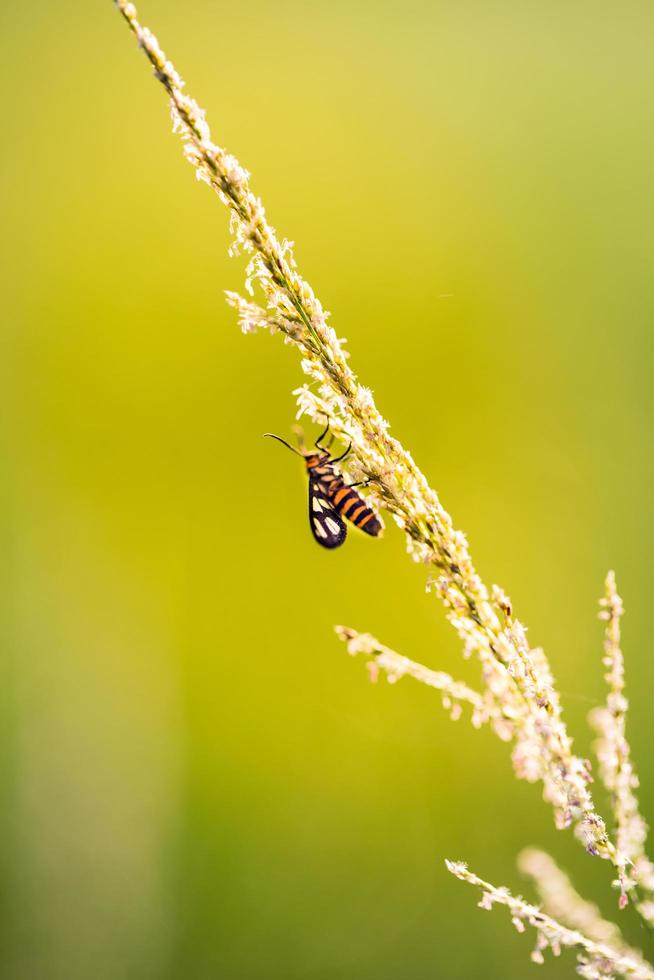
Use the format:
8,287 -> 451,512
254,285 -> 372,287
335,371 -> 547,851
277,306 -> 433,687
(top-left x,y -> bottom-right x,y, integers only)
339,494 -> 361,517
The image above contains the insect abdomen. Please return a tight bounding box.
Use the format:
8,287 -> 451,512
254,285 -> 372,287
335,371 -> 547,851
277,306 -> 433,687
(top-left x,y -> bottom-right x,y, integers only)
328,480 -> 382,536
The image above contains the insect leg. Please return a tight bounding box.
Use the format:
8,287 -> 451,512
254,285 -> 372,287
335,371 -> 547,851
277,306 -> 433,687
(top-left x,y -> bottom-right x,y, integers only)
331,442 -> 352,463
314,416 -> 330,449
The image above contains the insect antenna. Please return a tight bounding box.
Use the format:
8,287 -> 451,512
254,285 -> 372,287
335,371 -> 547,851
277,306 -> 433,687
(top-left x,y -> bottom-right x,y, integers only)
263,433 -> 305,457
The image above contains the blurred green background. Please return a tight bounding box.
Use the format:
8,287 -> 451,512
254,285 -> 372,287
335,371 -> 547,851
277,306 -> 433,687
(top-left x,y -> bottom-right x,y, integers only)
2,1 -> 654,977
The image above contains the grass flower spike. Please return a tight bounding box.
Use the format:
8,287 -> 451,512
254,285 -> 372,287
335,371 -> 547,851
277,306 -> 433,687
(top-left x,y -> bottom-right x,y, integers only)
590,573 -> 653,914
446,861 -> 654,979
113,3 -> 653,973
115,0 -> 615,866
518,848 -> 649,965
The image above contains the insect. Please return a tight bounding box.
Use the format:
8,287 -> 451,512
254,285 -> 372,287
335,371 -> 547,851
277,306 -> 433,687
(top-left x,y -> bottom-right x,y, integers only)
264,420 -> 382,549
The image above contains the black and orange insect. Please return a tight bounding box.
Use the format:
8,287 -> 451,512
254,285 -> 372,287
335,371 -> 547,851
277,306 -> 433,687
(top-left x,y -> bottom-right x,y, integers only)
264,420 -> 382,549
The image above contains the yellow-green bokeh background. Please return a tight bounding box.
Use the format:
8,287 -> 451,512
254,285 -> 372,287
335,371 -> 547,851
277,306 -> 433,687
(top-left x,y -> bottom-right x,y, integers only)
2,2 -> 654,977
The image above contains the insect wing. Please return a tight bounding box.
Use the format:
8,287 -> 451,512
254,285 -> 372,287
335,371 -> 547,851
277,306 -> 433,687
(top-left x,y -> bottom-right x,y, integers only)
309,479 -> 346,549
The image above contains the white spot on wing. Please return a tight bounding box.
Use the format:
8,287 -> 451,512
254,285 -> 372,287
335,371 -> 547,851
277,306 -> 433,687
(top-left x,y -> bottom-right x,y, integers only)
325,517 -> 341,535
312,497 -> 322,512
313,519 -> 328,539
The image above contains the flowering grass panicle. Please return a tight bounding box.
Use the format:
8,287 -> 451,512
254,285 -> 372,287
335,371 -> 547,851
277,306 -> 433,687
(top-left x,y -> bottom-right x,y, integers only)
589,573 -> 653,913
114,0 -> 614,865
113,3 -> 653,973
446,861 -> 654,980
518,848 -> 647,963
335,626 -> 486,723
